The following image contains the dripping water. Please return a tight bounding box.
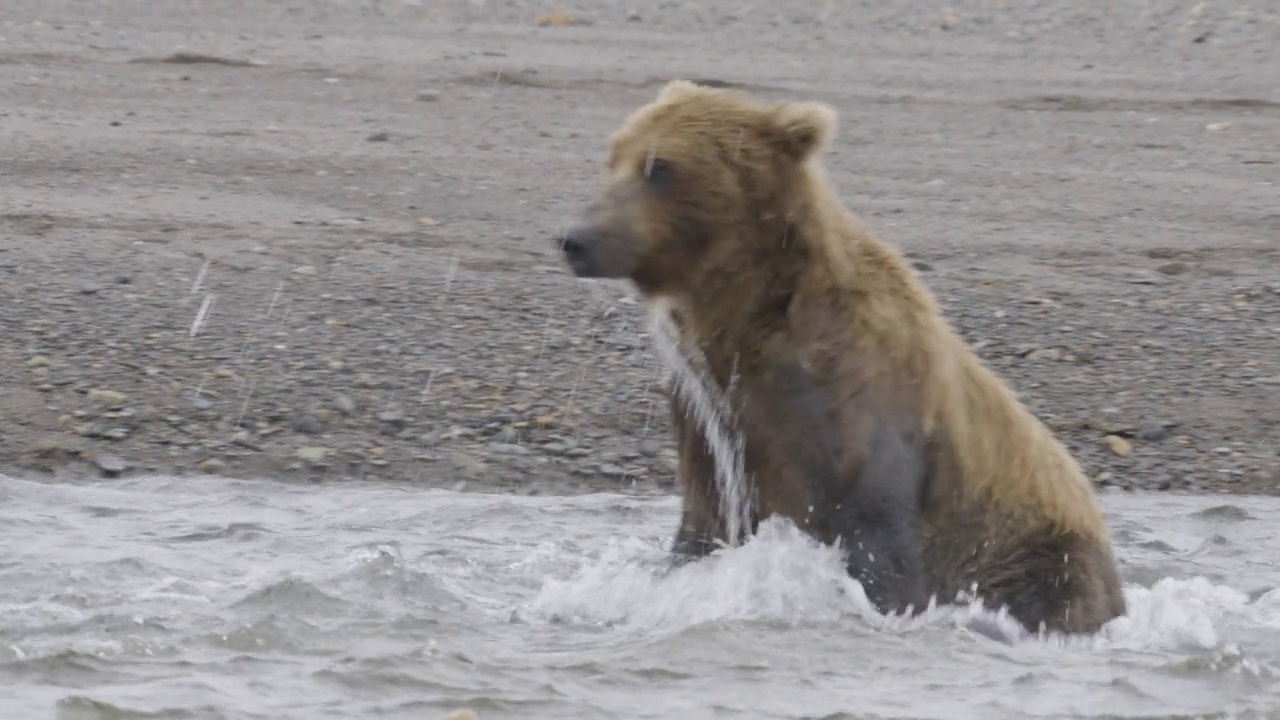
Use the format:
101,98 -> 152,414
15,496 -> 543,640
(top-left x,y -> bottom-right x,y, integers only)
646,301 -> 754,546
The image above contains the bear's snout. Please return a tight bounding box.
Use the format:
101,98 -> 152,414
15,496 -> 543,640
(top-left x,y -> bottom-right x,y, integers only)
559,225 -> 604,278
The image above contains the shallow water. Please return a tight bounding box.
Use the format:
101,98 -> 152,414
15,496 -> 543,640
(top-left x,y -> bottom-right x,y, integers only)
2,475 -> 1278,720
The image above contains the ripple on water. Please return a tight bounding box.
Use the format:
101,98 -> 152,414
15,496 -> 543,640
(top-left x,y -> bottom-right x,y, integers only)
2,476 -> 1280,720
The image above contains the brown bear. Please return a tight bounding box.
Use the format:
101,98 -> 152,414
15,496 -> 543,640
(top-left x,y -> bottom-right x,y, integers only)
557,80 -> 1127,636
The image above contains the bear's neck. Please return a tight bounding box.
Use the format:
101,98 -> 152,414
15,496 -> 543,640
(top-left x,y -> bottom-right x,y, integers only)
669,210 -> 818,382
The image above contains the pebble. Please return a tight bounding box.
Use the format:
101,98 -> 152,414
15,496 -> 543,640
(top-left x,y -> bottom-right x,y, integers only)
539,442 -> 567,455
27,355 -> 50,368
94,453 -> 129,477
291,414 -> 324,435
80,282 -> 104,294
416,88 -> 441,102
295,446 -> 330,463
333,394 -> 357,415
366,132 -> 390,142
196,458 -> 227,474
450,452 -> 487,479
1025,347 -> 1062,362
87,388 -> 127,405
488,442 -> 530,455
292,265 -> 318,276
447,710 -> 480,720
1104,435 -> 1133,457
1136,420 -> 1171,442
598,463 -> 627,477
1126,271 -> 1168,285
638,439 -> 660,457
419,431 -> 442,448
377,409 -> 407,429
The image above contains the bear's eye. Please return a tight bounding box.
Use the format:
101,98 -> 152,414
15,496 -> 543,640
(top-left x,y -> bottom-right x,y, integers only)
643,157 -> 675,187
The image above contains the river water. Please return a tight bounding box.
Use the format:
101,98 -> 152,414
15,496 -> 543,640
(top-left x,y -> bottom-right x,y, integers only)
2,474 -> 1278,720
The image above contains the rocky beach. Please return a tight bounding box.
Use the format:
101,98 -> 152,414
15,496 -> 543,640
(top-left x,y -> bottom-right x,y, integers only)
1,0 -> 1276,495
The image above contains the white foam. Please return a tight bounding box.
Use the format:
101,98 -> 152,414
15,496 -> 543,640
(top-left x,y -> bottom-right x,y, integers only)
524,518 -> 876,630
522,515 -> 1280,662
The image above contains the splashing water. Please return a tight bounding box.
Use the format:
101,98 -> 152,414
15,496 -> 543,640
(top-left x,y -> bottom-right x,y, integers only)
2,475 -> 1279,719
647,301 -> 753,546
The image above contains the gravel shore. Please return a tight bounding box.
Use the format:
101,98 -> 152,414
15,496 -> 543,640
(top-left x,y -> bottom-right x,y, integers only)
1,1 -> 1276,494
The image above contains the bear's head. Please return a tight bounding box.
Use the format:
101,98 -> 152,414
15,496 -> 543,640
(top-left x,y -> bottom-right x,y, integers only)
558,80 -> 837,296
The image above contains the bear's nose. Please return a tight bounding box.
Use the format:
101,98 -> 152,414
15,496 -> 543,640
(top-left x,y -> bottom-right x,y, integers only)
559,226 -> 594,263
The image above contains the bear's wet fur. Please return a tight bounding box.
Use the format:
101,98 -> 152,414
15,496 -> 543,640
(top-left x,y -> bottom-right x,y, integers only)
559,80 -> 1126,635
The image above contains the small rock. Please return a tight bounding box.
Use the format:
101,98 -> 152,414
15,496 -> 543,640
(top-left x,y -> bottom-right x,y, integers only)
295,446 -> 330,464
377,409 -> 407,429
1258,376 -> 1280,386
291,414 -> 324,435
415,88 -> 441,102
231,431 -> 261,450
87,388 -> 127,405
1104,435 -> 1132,457
196,458 -> 227,474
488,442 -> 529,455
1205,122 -> 1232,131
103,427 -> 131,440
539,442 -> 567,455
419,431 -> 442,448
1125,271 -> 1167,285
1026,348 -> 1062,362
447,710 -> 480,720
35,438 -> 62,456
626,10 -> 642,21
333,394 -> 357,415
292,265 -> 318,276
94,453 -> 129,477
366,132 -> 390,142
598,463 -> 627,477
27,356 -> 50,368
80,282 -> 104,295
638,439 -> 660,457
1157,261 -> 1189,276
380,423 -> 404,438
188,395 -> 214,410
449,452 -> 487,479
1135,420 -> 1171,442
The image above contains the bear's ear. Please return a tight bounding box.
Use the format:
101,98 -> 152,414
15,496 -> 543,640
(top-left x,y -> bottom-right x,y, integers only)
768,101 -> 837,160
657,79 -> 702,103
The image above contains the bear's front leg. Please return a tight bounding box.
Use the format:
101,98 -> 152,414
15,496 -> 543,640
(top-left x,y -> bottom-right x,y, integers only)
749,359 -> 930,618
832,418 -> 931,617
667,392 -> 725,565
